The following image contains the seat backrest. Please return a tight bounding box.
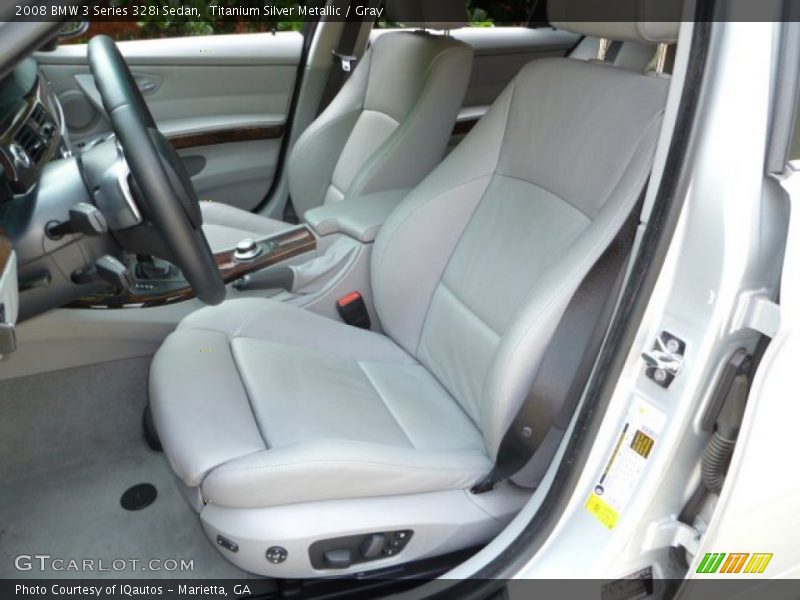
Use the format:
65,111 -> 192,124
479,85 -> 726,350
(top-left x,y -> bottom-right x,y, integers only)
371,1 -> 678,459
287,0 -> 472,219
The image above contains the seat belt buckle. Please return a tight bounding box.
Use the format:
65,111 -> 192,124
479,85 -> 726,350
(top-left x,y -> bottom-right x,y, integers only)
337,292 -> 371,329
331,50 -> 357,73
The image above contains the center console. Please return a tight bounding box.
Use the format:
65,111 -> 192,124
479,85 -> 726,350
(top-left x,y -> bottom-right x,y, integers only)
71,226 -> 316,308
4,189 -> 409,380
70,189 -> 407,312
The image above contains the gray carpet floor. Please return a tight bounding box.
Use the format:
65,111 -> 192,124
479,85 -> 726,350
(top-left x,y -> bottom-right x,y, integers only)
0,358 -> 250,579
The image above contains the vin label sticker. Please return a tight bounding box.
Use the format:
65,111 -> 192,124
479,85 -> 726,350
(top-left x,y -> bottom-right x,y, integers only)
585,398 -> 666,529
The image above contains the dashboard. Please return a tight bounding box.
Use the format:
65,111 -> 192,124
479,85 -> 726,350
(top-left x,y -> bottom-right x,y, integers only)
0,57 -> 71,350
0,57 -> 68,199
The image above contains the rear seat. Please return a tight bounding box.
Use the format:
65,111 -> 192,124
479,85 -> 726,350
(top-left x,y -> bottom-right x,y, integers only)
569,36 -> 656,71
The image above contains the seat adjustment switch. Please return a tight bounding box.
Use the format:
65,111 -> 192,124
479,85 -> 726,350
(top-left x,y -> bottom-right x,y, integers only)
216,535 -> 238,553
360,534 -> 386,560
323,548 -> 352,569
309,529 -> 413,569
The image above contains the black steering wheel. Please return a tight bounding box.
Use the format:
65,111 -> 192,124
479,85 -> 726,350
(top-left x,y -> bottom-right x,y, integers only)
87,36 -> 225,305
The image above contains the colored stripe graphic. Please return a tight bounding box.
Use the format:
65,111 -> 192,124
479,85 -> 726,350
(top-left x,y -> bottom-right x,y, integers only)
720,553 -> 749,573
744,553 -> 773,574
697,553 -> 726,573
696,552 -> 773,574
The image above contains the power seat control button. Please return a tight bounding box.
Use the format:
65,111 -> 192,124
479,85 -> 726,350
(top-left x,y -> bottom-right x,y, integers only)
266,546 -> 288,564
216,535 -> 238,553
383,530 -> 413,557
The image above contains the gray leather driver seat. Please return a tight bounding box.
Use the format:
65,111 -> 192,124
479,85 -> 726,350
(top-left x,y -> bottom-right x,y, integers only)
150,0 -> 678,578
201,0 -> 473,251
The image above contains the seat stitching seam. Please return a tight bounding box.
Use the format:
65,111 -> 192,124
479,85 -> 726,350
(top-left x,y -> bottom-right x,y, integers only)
290,108 -> 364,209
492,173 -> 595,221
227,339 -> 271,450
357,362 -> 416,448
233,303 -> 277,339
411,179 -> 491,358
332,110 -> 399,195
372,77 -> 515,285
411,82 -> 516,356
209,458 -> 490,475
437,280 -> 501,338
419,283 -> 498,426
230,334 -> 414,365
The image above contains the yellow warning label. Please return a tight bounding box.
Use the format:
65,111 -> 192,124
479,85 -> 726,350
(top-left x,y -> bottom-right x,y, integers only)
631,430 -> 655,458
585,493 -> 619,529
585,398 -> 665,532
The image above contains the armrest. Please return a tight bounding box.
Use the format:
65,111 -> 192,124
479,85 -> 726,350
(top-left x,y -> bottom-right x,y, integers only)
304,189 -> 409,243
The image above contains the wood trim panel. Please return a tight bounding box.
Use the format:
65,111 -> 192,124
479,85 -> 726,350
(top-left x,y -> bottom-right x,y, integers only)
70,226 -> 316,309
168,124 -> 285,150
0,231 -> 12,275
214,226 -> 314,281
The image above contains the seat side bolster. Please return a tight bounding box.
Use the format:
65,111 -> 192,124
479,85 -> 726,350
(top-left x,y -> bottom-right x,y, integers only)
178,298 -> 416,363
371,81 -> 514,355
149,328 -> 266,487
482,115 -> 666,457
201,440 -> 492,509
286,46 -> 373,217
348,40 -> 474,198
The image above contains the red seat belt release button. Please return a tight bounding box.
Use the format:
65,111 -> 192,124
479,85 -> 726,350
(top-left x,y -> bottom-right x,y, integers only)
336,292 -> 371,330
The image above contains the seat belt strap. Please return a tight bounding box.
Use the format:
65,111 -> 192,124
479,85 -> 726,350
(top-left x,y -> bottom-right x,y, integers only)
471,193 -> 644,494
317,1 -> 377,114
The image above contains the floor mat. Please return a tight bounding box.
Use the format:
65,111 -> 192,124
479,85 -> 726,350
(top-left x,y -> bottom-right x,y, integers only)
0,358 -> 250,579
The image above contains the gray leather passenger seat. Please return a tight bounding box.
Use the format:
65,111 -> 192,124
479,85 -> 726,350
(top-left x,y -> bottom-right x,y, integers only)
150,0 -> 679,578
201,0 -> 473,251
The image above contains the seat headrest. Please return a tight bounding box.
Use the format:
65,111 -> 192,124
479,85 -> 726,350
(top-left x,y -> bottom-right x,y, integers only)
548,0 -> 681,45
386,0 -> 468,30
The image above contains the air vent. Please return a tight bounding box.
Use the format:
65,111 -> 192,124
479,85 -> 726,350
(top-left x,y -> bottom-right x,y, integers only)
31,104 -> 47,126
13,103 -> 55,164
15,123 -> 44,163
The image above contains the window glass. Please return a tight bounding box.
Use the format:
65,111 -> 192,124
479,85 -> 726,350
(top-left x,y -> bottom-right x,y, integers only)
468,0 -> 539,26
60,0 -> 302,44
61,0 -> 543,44
377,0 -> 539,28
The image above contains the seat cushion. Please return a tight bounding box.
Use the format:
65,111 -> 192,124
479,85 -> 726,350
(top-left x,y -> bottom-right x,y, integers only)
149,299 -> 491,509
201,202 -> 287,252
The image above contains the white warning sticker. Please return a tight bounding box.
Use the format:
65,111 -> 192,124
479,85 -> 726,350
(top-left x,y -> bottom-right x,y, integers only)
585,397 -> 666,529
